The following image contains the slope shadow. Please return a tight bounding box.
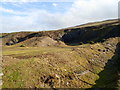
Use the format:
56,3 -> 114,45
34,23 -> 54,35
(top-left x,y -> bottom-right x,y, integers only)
62,24 -> 120,46
91,42 -> 120,88
5,32 -> 42,45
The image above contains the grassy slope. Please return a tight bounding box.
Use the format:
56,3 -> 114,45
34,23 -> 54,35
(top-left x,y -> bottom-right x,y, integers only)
1,19 -> 120,88
92,42 -> 120,88
2,37 -> 119,88
2,45 -> 96,88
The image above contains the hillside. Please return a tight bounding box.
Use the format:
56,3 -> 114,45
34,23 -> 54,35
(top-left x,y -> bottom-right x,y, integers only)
1,19 -> 120,46
1,19 -> 120,88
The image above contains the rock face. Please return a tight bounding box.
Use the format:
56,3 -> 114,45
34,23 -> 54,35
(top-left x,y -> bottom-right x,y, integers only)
62,24 -> 120,45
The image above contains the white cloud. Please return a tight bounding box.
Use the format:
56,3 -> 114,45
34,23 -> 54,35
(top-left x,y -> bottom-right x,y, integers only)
65,0 -> 119,24
0,7 -> 28,15
1,0 -> 75,2
1,0 -> 38,2
0,7 -> 15,13
0,0 -> 119,33
52,3 -> 57,7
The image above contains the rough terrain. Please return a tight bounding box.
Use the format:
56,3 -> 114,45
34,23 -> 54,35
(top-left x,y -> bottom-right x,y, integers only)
1,19 -> 120,88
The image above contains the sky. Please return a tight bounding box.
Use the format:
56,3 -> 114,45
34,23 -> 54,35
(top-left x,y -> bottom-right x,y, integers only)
0,0 -> 119,33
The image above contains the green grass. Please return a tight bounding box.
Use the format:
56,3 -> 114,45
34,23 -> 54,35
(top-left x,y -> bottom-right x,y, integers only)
3,65 -> 24,88
2,46 -> 71,56
2,46 -> 97,88
2,41 -> 118,88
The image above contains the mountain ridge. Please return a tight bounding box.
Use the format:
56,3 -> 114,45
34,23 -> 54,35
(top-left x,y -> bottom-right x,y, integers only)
1,19 -> 120,47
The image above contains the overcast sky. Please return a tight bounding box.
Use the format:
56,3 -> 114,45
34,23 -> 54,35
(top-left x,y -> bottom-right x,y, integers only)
0,0 -> 119,33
